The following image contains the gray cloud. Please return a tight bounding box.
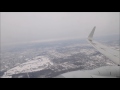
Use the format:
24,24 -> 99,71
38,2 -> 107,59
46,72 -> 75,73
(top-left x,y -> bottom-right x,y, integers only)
1,12 -> 119,46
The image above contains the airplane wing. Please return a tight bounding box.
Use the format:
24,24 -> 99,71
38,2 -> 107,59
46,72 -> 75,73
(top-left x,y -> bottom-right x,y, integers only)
55,27 -> 120,78
87,26 -> 120,65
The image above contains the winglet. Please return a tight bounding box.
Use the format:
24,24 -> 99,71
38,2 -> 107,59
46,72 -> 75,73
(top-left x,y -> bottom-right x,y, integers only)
87,26 -> 119,65
88,26 -> 96,41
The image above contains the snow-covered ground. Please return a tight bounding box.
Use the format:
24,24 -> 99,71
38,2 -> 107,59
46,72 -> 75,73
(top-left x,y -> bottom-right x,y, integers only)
1,39 -> 118,78
2,56 -> 53,78
80,49 -> 96,55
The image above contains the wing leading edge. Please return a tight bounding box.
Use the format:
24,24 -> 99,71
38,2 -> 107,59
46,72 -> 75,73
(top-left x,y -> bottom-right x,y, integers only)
87,27 -> 120,65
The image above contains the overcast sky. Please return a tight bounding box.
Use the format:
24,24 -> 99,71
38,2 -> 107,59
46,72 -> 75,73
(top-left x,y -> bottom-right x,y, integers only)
1,12 -> 119,46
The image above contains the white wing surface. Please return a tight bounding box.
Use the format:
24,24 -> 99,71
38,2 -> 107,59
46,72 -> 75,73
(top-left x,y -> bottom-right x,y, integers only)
87,26 -> 120,65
